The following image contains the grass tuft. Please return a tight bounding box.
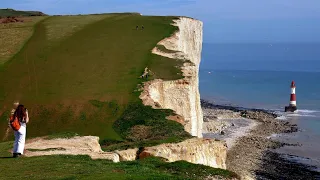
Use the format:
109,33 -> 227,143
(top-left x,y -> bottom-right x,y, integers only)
27,147 -> 66,152
45,132 -> 79,140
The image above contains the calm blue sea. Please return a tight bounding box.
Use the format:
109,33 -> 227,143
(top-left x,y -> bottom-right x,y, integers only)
200,43 -> 320,168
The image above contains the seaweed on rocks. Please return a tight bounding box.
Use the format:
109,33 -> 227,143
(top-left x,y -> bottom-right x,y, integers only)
201,100 -> 278,119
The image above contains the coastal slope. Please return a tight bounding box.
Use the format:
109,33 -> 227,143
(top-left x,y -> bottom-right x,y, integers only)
0,11 -> 236,179
20,16 -> 228,170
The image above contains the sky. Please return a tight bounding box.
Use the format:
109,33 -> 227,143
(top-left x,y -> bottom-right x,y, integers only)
2,0 -> 320,43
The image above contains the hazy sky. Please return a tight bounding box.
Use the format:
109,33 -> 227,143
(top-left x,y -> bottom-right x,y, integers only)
2,0 -> 320,43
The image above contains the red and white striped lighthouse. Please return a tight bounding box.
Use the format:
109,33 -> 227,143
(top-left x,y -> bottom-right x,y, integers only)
285,81 -> 297,112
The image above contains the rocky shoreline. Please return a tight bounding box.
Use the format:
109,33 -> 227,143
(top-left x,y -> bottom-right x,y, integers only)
201,100 -> 320,180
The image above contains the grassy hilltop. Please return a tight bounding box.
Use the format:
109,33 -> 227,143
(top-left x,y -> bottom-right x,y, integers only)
0,10 -> 238,179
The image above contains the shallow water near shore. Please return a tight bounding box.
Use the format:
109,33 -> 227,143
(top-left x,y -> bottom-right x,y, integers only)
274,110 -> 320,171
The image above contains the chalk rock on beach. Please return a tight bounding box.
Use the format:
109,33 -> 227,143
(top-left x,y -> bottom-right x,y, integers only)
203,120 -> 230,133
115,148 -> 139,161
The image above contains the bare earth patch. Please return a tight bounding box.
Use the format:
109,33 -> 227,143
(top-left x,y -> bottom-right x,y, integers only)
44,15 -> 113,42
24,136 -> 120,162
0,16 -> 46,64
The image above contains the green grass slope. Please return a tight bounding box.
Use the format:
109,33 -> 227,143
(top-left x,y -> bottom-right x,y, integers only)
0,13 -> 187,146
0,8 -> 46,17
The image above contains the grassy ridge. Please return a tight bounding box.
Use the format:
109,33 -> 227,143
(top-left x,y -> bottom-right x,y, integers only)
0,14 -> 185,142
0,9 -> 46,17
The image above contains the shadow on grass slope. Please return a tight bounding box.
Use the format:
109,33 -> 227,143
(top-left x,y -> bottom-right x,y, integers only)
0,13 -> 189,147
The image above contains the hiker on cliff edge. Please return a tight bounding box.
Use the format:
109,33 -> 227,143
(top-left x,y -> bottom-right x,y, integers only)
10,103 -> 29,158
140,67 -> 149,79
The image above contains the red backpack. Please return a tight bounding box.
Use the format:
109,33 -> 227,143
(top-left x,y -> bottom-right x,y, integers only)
9,115 -> 21,131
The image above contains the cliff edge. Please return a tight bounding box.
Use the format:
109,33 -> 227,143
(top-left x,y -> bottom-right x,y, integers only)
140,17 -> 203,137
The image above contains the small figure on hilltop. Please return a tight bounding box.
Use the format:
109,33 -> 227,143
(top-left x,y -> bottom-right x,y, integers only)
140,67 -> 150,79
9,102 -> 29,158
136,25 -> 139,30
141,25 -> 144,30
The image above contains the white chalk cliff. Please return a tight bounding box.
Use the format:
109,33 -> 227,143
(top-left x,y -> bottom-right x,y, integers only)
140,17 -> 203,137
138,18 -> 228,169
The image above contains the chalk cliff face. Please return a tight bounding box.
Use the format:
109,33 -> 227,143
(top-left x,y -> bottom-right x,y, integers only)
116,138 -> 227,169
141,138 -> 227,169
24,136 -> 227,169
140,17 -> 203,137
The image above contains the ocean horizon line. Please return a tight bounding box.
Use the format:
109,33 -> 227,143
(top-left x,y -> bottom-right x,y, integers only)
200,69 -> 320,73
203,42 -> 320,45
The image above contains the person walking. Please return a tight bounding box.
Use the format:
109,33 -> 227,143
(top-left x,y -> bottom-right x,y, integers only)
140,67 -> 149,79
12,104 -> 29,158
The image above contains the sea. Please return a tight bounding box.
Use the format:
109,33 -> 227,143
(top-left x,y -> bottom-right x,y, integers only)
199,43 -> 320,170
